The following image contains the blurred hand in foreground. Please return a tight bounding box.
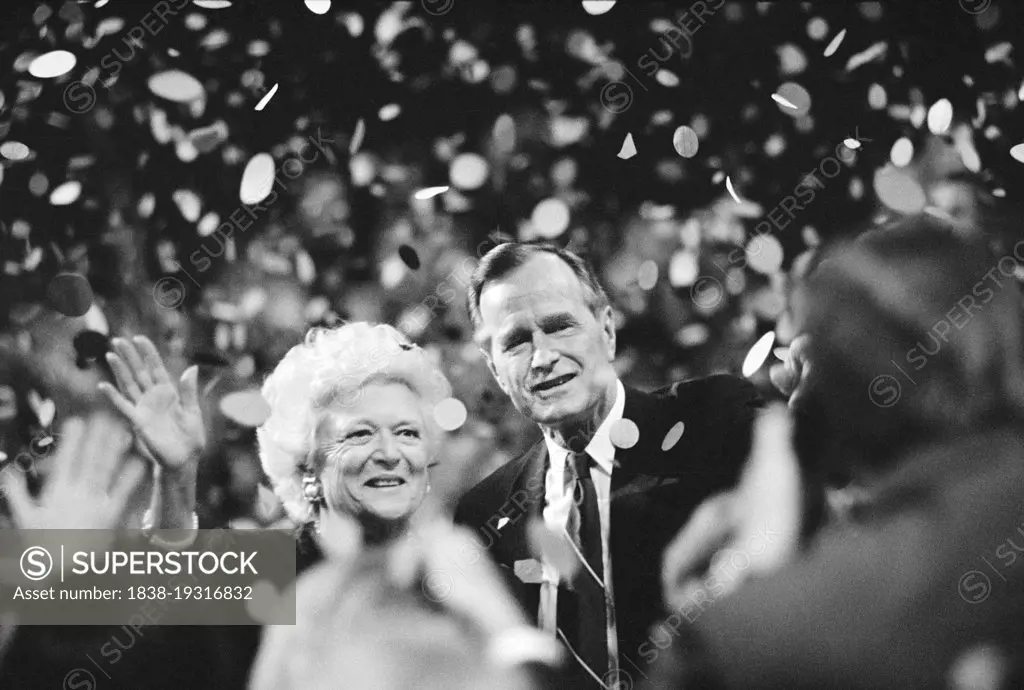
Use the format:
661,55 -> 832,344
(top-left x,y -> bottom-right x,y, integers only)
661,404 -> 803,612
769,334 -> 813,408
1,413 -> 147,530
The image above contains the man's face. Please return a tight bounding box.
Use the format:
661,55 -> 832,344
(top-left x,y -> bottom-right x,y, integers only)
476,254 -> 617,431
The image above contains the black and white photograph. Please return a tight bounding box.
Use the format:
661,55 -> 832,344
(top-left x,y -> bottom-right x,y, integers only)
2,0 -> 1024,688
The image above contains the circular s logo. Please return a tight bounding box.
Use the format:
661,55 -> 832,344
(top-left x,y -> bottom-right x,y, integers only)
868,375 -> 901,408
600,81 -> 633,114
20,546 -> 53,581
959,570 -> 991,604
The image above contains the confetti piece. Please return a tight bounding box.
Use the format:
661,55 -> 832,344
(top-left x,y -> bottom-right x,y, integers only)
581,1 -> 616,15
83,303 -> 109,336
676,323 -> 709,347
531,198 -> 571,239
927,98 -> 953,135
239,153 -> 275,205
771,93 -> 798,110
807,17 -> 828,41
656,70 -> 679,87
434,397 -> 467,431
868,83 -> 887,110
49,181 -> 81,206
637,260 -> 658,290
773,347 -> 790,361
449,153 -> 489,190
742,332 -> 776,378
672,126 -> 699,158
254,83 -> 279,111
47,272 -> 93,317
823,29 -> 846,57
617,132 -> 637,159
874,166 -> 926,213
305,0 -> 332,14
777,43 -> 807,76
414,185 -> 449,200
985,42 -> 1012,64
220,390 -> 272,427
379,103 -> 401,121
349,118 -> 366,154
610,418 -> 640,449
194,0 -> 233,7
172,189 -> 202,222
845,41 -> 887,72
148,70 -> 205,103
890,137 -> 914,167
746,235 -> 784,275
725,175 -> 743,204
843,138 -> 861,150
0,142 -> 30,161
398,244 -> 421,270
669,250 -> 699,287
661,422 -> 685,452
1010,144 -> 1024,164
28,50 -> 76,78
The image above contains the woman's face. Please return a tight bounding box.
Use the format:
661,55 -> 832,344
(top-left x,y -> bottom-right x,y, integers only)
314,381 -> 432,525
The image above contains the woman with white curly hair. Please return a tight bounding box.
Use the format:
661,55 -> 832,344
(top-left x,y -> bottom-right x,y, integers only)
98,321 -> 452,560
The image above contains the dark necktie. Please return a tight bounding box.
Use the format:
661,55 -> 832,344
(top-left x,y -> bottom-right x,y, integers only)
557,451 -> 610,685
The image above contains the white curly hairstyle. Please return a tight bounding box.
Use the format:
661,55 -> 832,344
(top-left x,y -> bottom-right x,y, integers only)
256,322 -> 452,524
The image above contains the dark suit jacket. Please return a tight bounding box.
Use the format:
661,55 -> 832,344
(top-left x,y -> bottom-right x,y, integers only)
454,374 -> 763,676
647,424 -> 1024,690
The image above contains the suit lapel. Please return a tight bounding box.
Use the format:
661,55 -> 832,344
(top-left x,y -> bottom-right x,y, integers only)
490,439 -> 547,567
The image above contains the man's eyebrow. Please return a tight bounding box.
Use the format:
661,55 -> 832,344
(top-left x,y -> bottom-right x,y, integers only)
539,312 -> 578,328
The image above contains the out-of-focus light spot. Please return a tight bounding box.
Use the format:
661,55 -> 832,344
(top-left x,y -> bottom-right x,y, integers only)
672,126 -> 699,158
868,83 -> 887,109
985,42 -> 1012,64
637,260 -> 658,290
891,137 -> 914,167
172,189 -> 202,222
807,17 -> 828,40
239,153 -> 275,205
777,43 -> 807,75
415,185 -> 449,200
746,234 -> 784,275
676,323 -> 709,347
434,398 -> 468,431
449,153 -> 489,190
656,70 -> 679,87
618,132 -> 637,159
50,181 -> 81,206
29,50 -> 76,78
198,212 -> 219,236
350,153 -> 375,186
610,418 -> 640,449
379,103 -> 401,121
531,198 -> 571,239
774,82 -> 811,116
669,250 -> 699,287
927,98 -> 953,135
1010,143 -> 1024,164
874,165 -> 926,213
742,331 -> 776,378
823,28 -> 846,57
582,1 -> 616,15
350,118 -> 366,154
254,83 -> 279,111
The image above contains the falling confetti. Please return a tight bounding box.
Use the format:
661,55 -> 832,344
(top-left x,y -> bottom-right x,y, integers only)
771,93 -> 798,110
434,397 -> 468,431
617,132 -> 637,159
350,118 -> 366,154
609,418 -> 640,449
220,390 -> 272,427
379,103 -> 401,121
398,244 -> 421,270
672,126 -> 699,158
845,41 -> 887,72
148,70 -> 205,103
581,1 -> 616,15
254,83 -> 279,111
661,422 -> 685,452
742,332 -> 776,378
1010,143 -> 1024,164
305,0 -> 332,14
172,190 -> 202,222
843,138 -> 861,150
927,98 -> 953,135
47,272 -> 93,317
239,153 -> 275,205
0,142 -> 30,161
449,153 -> 489,190
414,185 -> 449,199
823,29 -> 846,57
194,0 -> 233,7
746,235 -> 784,275
531,198 -> 571,239
725,175 -> 743,204
774,82 -> 811,116
29,50 -> 76,78
890,137 -> 914,166
49,181 -> 82,206
874,166 -> 926,213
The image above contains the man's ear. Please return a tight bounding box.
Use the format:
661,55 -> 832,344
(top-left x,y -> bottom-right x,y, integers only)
480,347 -> 510,396
599,305 -> 616,360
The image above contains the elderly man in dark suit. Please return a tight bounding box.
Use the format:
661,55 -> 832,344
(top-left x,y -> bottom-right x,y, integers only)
454,242 -> 763,687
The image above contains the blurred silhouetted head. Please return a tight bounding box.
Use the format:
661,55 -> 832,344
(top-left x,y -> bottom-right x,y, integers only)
793,213 -> 1024,483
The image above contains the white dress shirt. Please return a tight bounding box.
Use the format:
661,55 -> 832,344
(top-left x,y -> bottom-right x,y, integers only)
540,379 -> 624,677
